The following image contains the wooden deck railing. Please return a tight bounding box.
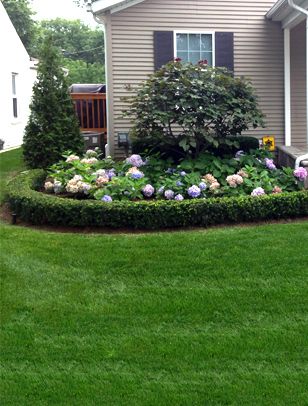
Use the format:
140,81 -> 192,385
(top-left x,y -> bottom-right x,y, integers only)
71,93 -> 107,134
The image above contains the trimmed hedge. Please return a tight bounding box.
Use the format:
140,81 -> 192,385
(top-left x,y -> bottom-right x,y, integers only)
5,170 -> 308,229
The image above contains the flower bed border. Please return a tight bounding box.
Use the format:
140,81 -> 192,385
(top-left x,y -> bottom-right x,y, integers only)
6,170 -> 308,230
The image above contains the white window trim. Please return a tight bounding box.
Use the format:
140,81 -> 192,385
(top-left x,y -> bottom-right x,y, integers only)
11,72 -> 19,122
173,30 -> 216,66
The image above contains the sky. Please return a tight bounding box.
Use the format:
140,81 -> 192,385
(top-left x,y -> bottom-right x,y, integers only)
31,0 -> 98,27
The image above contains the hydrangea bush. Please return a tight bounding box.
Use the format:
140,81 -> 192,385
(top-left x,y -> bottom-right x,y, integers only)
43,148 -> 307,202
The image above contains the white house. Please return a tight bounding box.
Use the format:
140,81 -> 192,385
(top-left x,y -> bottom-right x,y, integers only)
0,2 -> 37,151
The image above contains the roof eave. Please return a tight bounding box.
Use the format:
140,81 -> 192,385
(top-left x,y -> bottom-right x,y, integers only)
266,0 -> 287,19
266,0 -> 308,28
92,0 -> 145,15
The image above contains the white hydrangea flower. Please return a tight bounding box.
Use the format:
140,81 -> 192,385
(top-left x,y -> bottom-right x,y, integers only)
66,155 -> 80,163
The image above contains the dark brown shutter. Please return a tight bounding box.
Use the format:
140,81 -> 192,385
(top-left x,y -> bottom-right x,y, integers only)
215,32 -> 234,73
154,31 -> 174,70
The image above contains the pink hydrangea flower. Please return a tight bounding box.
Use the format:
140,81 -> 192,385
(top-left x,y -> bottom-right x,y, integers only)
294,167 -> 308,181
226,174 -> 244,188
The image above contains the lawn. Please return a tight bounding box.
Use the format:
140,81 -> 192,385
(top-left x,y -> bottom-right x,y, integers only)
1,221 -> 308,405
1,148 -> 308,404
0,148 -> 25,202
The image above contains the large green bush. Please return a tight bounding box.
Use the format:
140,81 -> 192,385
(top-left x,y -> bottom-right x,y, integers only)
23,35 -> 84,169
125,60 -> 265,158
6,170 -> 308,229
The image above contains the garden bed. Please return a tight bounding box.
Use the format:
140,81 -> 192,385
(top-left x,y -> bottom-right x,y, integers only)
6,170 -> 308,230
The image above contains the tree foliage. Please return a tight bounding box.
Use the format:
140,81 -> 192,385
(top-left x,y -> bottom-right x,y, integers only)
125,61 -> 265,158
38,18 -> 104,64
63,59 -> 105,85
1,0 -> 37,54
23,36 -> 84,169
37,18 -> 105,84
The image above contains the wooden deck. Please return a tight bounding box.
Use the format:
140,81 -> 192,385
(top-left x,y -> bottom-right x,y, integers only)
71,93 -> 107,135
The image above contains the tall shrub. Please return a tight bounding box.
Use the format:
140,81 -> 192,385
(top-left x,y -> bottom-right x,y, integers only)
23,35 -> 83,169
125,60 -> 265,158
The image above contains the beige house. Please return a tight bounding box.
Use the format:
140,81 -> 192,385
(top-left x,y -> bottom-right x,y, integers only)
90,0 -> 308,160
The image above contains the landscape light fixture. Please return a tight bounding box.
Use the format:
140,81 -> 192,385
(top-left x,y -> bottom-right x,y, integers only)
118,132 -> 129,147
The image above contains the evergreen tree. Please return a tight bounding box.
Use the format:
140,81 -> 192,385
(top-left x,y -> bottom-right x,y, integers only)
23,36 -> 84,169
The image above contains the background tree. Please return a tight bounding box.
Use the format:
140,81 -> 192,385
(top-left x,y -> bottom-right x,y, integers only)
63,59 -> 105,85
38,18 -> 104,64
23,35 -> 84,169
37,18 -> 105,84
1,0 -> 37,55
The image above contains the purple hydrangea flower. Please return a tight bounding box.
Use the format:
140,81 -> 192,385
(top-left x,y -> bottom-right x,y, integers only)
174,194 -> 184,201
251,187 -> 265,197
176,181 -> 183,187
199,182 -> 207,191
106,169 -> 116,179
164,190 -> 175,200
264,158 -> 276,170
126,154 -> 145,167
294,167 -> 308,181
187,185 -> 201,198
82,183 -> 92,194
142,184 -> 155,198
180,171 -> 186,177
101,195 -> 113,203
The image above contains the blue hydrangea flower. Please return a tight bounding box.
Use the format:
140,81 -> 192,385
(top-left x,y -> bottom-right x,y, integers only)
101,195 -> 113,203
166,168 -> 176,174
175,194 -> 184,201
164,190 -> 175,200
106,169 -> 116,179
157,186 -> 165,195
199,182 -> 207,191
130,171 -> 144,179
180,171 -> 186,177
176,181 -> 183,187
187,185 -> 201,198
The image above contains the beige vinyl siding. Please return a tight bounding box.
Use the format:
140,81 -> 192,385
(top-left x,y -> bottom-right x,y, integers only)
105,0 -> 284,157
290,21 -> 307,146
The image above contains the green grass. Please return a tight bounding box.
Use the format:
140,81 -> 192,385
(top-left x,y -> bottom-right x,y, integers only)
0,148 -> 25,202
1,222 -> 308,405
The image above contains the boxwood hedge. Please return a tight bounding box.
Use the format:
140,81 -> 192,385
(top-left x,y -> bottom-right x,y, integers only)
5,170 -> 308,229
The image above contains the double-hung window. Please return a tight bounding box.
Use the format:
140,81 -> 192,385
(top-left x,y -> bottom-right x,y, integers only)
175,32 -> 214,66
12,73 -> 18,118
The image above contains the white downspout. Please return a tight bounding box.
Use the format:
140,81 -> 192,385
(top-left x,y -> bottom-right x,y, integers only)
295,153 -> 308,168
287,0 -> 308,145
284,29 -> 291,146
